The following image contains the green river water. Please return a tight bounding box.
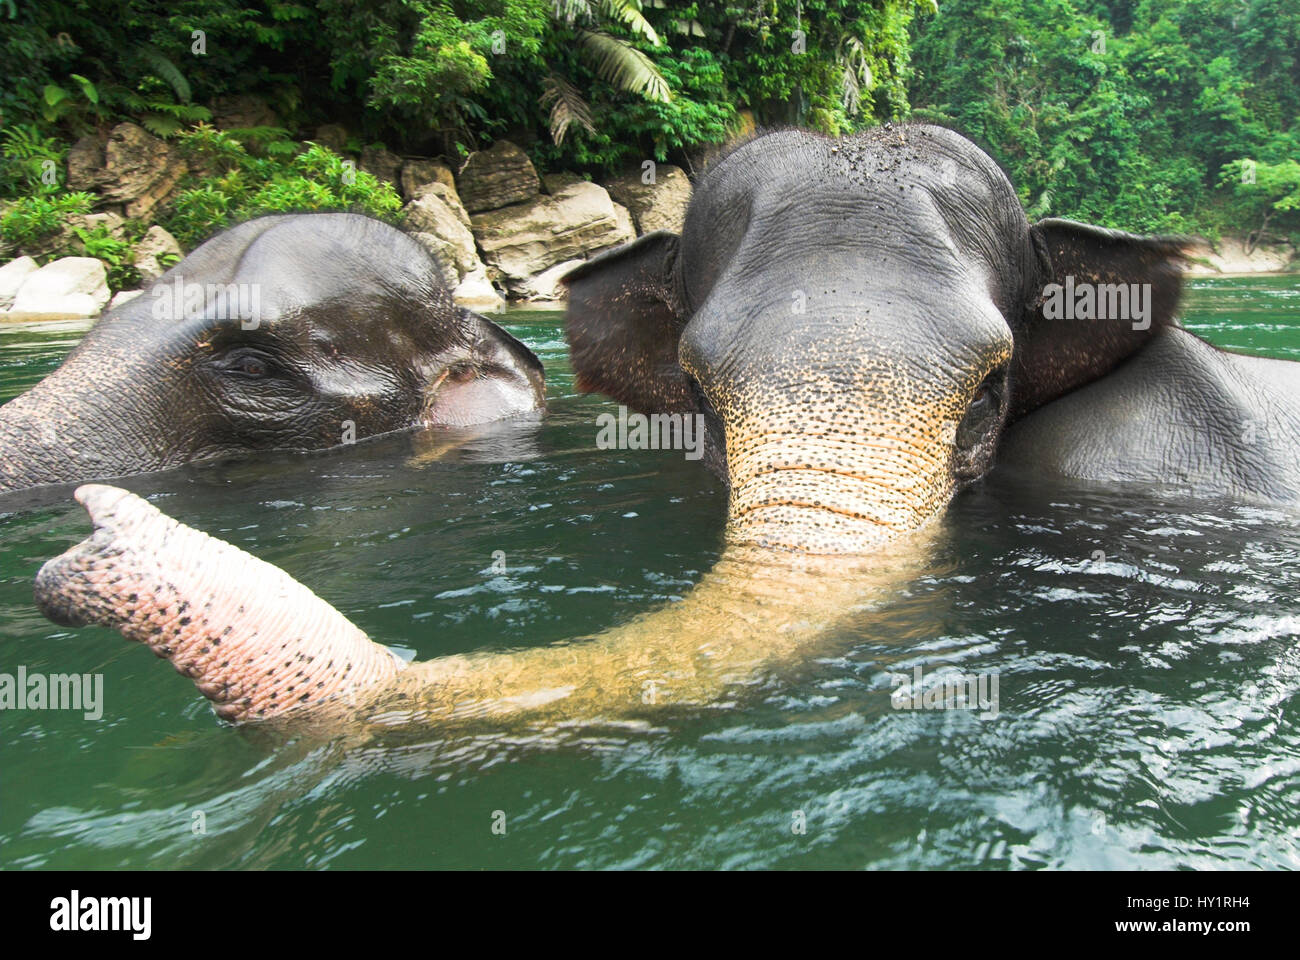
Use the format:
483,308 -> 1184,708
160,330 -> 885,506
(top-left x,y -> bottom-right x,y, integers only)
0,275 -> 1297,869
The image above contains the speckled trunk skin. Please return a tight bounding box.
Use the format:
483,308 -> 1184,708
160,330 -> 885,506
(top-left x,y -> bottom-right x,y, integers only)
34,485 -> 406,722
33,485 -> 933,733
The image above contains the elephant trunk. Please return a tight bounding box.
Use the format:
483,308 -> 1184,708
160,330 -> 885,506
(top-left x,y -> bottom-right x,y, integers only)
34,485 -> 406,722
33,486 -> 930,731
0,355 -> 162,493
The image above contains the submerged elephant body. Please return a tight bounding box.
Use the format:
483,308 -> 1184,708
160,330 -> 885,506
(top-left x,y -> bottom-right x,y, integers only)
0,213 -> 544,494
999,325 -> 1300,501
24,125 -> 1300,736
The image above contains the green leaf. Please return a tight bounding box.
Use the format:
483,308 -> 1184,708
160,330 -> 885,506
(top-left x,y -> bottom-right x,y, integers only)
577,30 -> 672,103
70,74 -> 99,105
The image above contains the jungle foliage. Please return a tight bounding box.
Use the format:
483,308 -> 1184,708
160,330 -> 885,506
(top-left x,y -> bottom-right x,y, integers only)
0,0 -> 1296,239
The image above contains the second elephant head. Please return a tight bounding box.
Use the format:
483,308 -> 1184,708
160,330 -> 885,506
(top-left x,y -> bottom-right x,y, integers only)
0,213 -> 544,494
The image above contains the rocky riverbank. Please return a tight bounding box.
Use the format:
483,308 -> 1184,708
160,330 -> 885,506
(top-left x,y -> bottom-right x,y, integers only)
0,115 -> 691,322
1,113 -> 1294,323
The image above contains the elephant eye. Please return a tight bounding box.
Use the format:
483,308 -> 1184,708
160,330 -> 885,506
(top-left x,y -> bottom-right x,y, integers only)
214,348 -> 280,381
970,366 -> 1006,410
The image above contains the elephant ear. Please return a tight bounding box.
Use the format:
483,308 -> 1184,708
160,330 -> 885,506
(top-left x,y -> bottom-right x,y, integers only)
1010,218 -> 1194,421
562,231 -> 698,414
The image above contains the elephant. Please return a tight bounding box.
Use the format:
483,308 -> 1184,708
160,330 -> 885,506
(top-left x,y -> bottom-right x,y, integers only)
564,124 -> 1300,551
25,124 -> 1300,736
0,213 -> 544,495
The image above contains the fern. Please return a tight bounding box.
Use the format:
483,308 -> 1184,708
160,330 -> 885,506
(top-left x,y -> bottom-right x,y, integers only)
136,44 -> 192,103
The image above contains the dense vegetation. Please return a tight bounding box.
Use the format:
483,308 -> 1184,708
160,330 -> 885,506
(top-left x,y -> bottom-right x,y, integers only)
1,0 -> 1296,254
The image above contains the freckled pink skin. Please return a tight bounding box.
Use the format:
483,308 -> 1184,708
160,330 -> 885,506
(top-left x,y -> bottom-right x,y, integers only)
34,485 -> 405,723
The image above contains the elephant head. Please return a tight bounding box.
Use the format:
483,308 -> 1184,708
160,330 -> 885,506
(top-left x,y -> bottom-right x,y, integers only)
0,213 -> 544,494
565,125 -> 1189,553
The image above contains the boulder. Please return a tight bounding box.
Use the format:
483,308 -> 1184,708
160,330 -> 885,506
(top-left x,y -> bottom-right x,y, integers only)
605,164 -> 692,235
360,145 -> 403,187
612,202 -> 635,244
6,257 -> 110,321
515,259 -> 585,302
0,256 -> 39,309
108,290 -> 144,311
410,234 -> 462,291
67,123 -> 188,220
453,266 -> 506,312
132,226 -> 184,284
470,180 -> 636,291
210,95 -> 279,130
456,141 -> 540,213
313,124 -> 349,153
402,188 -> 481,283
412,182 -> 470,226
542,171 -> 584,194
401,159 -> 458,202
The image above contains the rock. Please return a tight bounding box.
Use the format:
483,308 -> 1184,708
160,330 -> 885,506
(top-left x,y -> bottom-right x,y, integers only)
410,234 -> 463,291
515,259 -> 585,302
470,180 -> 636,291
401,159 -> 458,202
542,171 -> 584,194
612,202 -> 635,243
456,141 -> 541,213
313,124 -> 349,153
453,267 -> 506,312
67,123 -> 189,221
210,95 -> 279,130
109,290 -> 144,310
605,164 -> 692,235
132,226 -> 183,284
7,257 -> 110,321
360,145 -> 403,187
414,182 -> 471,226
0,257 -> 39,309
403,189 -> 482,282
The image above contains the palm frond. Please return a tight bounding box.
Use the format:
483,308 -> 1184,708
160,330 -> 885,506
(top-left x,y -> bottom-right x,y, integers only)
552,0 -> 595,28
541,74 -> 596,146
577,29 -> 672,102
597,0 -> 661,45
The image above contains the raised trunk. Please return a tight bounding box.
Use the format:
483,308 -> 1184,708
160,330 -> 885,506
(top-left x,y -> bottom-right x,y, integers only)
35,485 -> 407,722
35,486 -> 931,732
